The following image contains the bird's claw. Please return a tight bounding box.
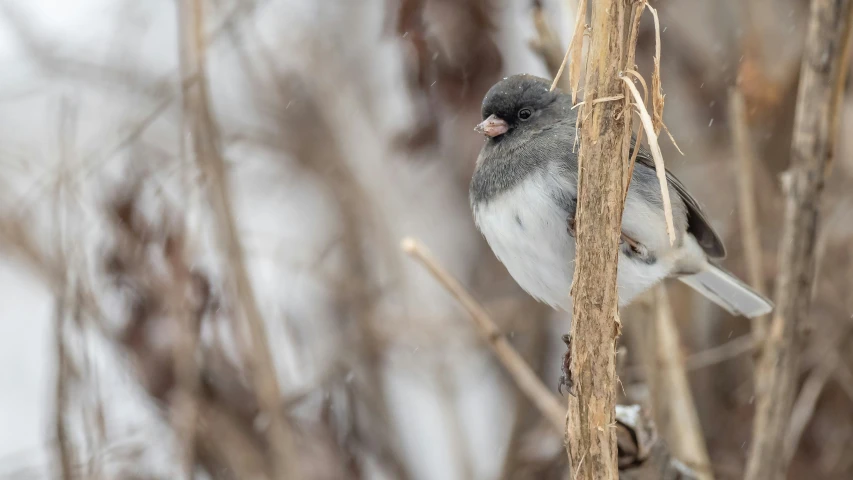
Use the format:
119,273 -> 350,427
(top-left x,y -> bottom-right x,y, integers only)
621,232 -> 652,260
558,333 -> 576,397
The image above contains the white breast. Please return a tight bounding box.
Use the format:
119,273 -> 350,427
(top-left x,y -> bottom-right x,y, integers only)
473,169 -> 577,311
473,169 -> 673,313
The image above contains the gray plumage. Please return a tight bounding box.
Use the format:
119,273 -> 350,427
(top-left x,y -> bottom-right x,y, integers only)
470,74 -> 772,318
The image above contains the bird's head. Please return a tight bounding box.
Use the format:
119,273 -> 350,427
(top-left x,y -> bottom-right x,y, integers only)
475,74 -> 565,140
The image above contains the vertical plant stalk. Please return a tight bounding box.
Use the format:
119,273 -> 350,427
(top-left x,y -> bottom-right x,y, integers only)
729,89 -> 768,339
744,1 -> 853,479
177,0 -> 299,478
566,0 -> 632,478
53,288 -> 75,480
652,286 -> 714,479
166,236 -> 201,480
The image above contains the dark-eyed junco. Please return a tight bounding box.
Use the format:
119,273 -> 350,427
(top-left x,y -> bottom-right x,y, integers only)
470,74 -> 772,325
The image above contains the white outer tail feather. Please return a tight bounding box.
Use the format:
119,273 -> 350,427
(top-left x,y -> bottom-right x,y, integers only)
677,264 -> 773,318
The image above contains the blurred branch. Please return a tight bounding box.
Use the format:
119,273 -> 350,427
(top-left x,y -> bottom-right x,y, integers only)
401,238 -> 566,431
196,398 -> 274,480
52,286 -> 76,480
649,286 -> 713,479
729,89 -> 768,339
165,235 -> 202,479
783,324 -> 853,466
745,1 -> 853,479
177,0 -> 299,478
683,335 -> 755,371
783,354 -> 834,466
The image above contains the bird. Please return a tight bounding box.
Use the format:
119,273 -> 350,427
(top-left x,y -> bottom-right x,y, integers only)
469,74 -> 773,391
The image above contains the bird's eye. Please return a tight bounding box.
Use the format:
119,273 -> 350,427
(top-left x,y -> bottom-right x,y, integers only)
518,108 -> 533,120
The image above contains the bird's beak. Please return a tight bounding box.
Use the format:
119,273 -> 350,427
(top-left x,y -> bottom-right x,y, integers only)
475,114 -> 509,137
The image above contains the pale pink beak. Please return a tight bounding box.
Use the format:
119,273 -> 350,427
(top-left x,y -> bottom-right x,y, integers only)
475,114 -> 509,137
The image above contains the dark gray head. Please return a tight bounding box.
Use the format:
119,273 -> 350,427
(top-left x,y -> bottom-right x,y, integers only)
470,74 -> 575,205
475,74 -> 572,142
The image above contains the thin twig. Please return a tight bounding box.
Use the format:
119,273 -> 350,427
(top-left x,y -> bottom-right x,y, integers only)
53,287 -> 75,480
622,334 -> 758,379
684,335 -> 756,371
729,89 -> 768,340
783,322 -> 853,466
400,238 -> 566,432
648,6 -> 665,135
621,2 -> 647,199
783,356 -> 834,466
570,95 -> 625,109
165,236 -> 201,480
624,1 -> 646,72
620,69 -> 648,206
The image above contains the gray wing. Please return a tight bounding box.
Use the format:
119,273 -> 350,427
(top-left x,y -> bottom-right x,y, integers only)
632,145 -> 727,259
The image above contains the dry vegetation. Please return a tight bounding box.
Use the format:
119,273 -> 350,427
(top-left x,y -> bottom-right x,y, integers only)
1,0 -> 853,479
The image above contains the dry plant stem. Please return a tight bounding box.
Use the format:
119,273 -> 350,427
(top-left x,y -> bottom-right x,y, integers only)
566,0 -> 635,477
624,1 -> 646,74
53,288 -> 74,480
166,239 -> 201,479
400,238 -> 566,431
178,0 -> 299,478
196,398 -> 272,479
568,0 -> 587,101
728,89 -> 768,340
648,6 -> 664,135
651,286 -> 714,480
782,355 -> 834,467
684,335 -> 756,371
621,76 -> 676,244
621,2 -> 646,198
620,70 -> 647,204
744,1 -> 853,479
783,324 -> 853,466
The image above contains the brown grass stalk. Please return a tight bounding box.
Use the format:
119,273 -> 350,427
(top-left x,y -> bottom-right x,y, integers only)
744,1 -> 853,479
728,89 -> 768,340
165,235 -> 201,479
621,76 -> 676,245
177,0 -> 299,478
650,286 -> 714,479
53,287 -> 75,480
648,5 -> 664,135
620,2 -> 646,199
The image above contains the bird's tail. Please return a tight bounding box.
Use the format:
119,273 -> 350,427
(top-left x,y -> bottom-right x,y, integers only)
677,264 -> 773,318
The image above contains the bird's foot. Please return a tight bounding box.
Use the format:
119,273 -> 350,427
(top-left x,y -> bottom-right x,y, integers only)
558,333 -> 576,396
621,232 -> 654,262
567,216 -> 576,238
